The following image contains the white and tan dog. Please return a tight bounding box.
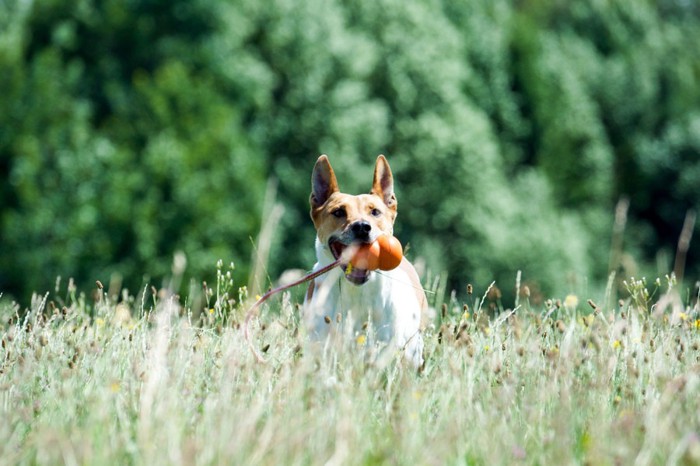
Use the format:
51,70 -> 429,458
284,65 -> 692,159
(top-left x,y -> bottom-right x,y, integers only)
303,154 -> 427,367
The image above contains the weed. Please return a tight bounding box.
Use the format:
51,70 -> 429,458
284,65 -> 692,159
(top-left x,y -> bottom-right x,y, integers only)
0,273 -> 698,465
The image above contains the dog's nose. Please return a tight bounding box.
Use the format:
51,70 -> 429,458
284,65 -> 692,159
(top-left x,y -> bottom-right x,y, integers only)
350,221 -> 372,240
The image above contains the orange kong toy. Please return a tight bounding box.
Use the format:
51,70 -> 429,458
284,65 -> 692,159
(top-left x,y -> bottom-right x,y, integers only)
350,235 -> 403,271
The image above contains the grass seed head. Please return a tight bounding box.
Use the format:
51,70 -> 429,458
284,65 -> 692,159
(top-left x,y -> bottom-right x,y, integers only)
587,299 -> 601,314
556,320 -> 566,333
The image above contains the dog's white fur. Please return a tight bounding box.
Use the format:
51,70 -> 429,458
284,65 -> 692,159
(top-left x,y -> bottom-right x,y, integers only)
303,155 -> 426,367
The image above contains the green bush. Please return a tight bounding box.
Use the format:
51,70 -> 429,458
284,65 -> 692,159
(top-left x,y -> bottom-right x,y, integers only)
0,0 -> 266,298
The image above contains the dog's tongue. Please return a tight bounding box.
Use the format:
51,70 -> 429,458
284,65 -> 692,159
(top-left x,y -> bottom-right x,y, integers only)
330,241 -> 369,285
329,240 -> 371,285
344,265 -> 370,285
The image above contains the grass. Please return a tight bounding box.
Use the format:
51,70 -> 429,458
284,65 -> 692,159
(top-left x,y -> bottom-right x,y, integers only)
1,268 -> 699,466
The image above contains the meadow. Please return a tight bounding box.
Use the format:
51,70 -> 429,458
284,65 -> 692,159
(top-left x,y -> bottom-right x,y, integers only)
1,266 -> 699,466
3,3 -> 699,464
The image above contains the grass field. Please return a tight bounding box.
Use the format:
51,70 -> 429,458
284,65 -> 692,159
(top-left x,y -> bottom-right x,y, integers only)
1,268 -> 699,465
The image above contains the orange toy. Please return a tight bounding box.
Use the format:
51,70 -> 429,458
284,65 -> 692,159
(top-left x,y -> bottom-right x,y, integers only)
350,235 -> 403,271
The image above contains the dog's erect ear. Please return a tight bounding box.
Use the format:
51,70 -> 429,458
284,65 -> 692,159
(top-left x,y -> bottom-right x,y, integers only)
310,155 -> 339,209
371,154 -> 397,211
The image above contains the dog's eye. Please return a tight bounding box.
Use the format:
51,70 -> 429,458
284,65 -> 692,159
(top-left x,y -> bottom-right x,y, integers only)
370,208 -> 382,217
332,208 -> 346,218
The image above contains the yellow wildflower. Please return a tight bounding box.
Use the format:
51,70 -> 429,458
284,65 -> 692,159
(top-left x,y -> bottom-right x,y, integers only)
612,340 -> 622,349
564,294 -> 579,310
356,335 -> 366,346
580,431 -> 591,451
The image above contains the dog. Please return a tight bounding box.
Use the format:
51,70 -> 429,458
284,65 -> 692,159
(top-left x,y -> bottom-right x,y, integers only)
303,154 -> 427,367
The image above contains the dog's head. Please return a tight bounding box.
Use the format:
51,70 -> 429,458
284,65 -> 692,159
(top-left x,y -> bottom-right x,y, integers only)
310,155 -> 398,284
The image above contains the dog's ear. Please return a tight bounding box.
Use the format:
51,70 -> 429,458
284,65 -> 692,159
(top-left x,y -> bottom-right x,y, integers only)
310,155 -> 339,209
371,154 -> 397,212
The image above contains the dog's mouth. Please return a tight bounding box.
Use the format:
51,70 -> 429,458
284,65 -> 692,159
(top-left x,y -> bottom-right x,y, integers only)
329,239 -> 371,285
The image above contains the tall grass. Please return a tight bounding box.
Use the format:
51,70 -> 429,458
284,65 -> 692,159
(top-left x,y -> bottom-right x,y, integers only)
1,270 -> 699,465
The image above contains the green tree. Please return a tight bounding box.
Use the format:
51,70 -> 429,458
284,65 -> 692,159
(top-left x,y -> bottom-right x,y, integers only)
1,0 -> 698,304
0,0 -> 266,299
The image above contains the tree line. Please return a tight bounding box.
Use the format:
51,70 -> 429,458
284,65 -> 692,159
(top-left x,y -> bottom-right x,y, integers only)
1,0 -> 698,303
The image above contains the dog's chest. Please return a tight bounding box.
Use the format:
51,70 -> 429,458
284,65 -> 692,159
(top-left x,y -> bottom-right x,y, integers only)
304,259 -> 424,367
331,274 -> 395,338
307,267 -> 420,341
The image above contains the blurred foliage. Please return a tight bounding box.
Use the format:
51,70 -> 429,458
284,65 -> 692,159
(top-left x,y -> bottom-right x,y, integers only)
0,0 -> 698,304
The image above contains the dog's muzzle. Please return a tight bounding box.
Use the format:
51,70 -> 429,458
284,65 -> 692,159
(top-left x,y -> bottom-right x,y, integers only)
329,238 -> 371,285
